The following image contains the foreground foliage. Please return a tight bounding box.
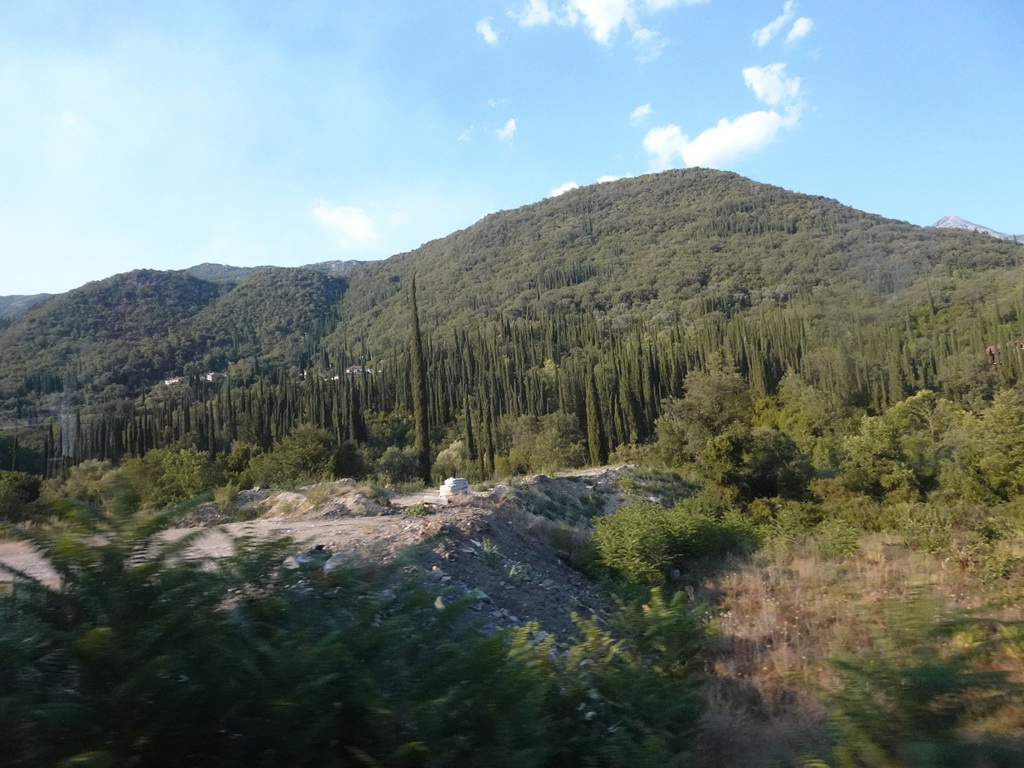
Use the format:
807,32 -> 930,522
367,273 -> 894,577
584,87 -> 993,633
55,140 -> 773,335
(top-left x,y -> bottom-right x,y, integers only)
0,494 -> 706,767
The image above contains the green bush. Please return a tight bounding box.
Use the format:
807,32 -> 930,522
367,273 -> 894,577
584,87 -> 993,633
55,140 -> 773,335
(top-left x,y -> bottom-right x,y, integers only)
0,470 -> 42,523
42,459 -> 113,506
815,517 -> 861,560
404,502 -> 428,517
697,426 -> 813,502
246,424 -> 342,489
115,446 -> 224,509
593,499 -> 755,584
516,587 -> 706,767
375,445 -> 421,485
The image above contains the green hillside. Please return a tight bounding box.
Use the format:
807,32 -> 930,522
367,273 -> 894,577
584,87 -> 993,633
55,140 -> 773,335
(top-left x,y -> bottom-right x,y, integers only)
1,168 -> 1021,468
4,169 -> 1024,766
0,270 -> 224,402
0,294 -> 50,320
336,169 -> 1017,339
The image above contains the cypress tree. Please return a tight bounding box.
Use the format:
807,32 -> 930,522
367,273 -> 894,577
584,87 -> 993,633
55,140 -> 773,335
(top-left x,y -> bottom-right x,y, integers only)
410,276 -> 432,484
464,397 -> 477,462
586,370 -> 607,466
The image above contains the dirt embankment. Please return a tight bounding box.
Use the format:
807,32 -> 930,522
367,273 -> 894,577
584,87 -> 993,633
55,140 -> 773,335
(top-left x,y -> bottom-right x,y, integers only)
0,469 -> 628,637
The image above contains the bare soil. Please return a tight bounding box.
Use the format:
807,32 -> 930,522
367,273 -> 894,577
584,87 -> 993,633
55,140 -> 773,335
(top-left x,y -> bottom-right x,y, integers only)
1,470 -> 626,638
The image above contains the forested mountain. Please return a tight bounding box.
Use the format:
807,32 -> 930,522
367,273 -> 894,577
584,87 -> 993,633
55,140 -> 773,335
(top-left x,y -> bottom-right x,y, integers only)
7,169 -> 1024,768
1,168 -> 1022,473
0,293 -> 50,319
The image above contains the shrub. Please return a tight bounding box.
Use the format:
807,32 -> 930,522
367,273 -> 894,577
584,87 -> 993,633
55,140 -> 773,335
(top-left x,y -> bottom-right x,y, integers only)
42,459 -> 113,506
0,470 -> 42,523
518,587 -> 707,767
697,426 -> 813,502
112,446 -> 223,509
594,499 -> 755,584
815,517 -> 861,560
375,445 -> 421,485
433,439 -> 474,483
245,424 -> 341,489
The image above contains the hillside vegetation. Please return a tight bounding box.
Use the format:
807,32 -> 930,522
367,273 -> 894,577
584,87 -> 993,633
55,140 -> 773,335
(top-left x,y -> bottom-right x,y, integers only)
2,168 -> 1024,765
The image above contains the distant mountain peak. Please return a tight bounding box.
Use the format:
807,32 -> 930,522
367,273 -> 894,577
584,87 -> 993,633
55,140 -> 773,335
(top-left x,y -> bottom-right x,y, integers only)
933,215 -> 1021,242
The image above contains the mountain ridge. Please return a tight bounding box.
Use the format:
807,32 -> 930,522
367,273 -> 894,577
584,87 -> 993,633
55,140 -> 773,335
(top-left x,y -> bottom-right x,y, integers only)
2,168 -> 1022,430
932,214 -> 1022,242
2,173 -> 1020,310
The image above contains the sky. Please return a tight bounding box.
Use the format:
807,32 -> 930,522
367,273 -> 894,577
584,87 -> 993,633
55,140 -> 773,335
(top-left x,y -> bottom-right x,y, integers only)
1,0 -> 1022,296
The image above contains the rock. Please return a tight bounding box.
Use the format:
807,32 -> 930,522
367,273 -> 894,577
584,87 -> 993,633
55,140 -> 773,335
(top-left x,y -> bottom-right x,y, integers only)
323,550 -> 368,575
439,477 -> 470,498
288,545 -> 332,570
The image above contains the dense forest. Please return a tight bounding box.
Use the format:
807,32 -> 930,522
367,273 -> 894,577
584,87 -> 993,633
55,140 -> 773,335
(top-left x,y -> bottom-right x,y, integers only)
1,168 -> 1022,479
3,168 -> 1024,765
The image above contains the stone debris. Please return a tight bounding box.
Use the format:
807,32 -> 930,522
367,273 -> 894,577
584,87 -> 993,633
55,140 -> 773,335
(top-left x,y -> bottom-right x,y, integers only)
439,477 -> 470,498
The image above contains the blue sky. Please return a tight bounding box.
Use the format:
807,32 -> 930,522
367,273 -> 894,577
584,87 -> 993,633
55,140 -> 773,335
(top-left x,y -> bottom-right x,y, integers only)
1,0 -> 1021,295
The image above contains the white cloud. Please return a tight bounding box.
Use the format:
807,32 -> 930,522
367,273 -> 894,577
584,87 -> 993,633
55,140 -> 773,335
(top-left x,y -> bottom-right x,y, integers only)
742,63 -> 801,107
753,0 -> 795,47
568,0 -> 637,44
630,103 -> 652,124
642,125 -> 690,170
458,126 -> 474,141
551,181 -> 580,196
513,0 -> 558,26
597,175 -> 623,183
476,18 -> 499,44
313,201 -> 378,244
645,0 -> 709,8
496,118 -> 518,142
512,0 -> 704,49
643,107 -> 799,170
786,16 -> 813,43
631,27 -> 669,62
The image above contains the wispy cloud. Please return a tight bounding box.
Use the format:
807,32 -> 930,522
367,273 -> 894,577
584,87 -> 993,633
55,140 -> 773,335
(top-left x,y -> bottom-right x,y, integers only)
550,181 -> 580,196
511,0 -> 707,59
513,0 -> 558,27
630,103 -> 652,124
786,16 -> 813,43
496,118 -> 518,143
754,1 -> 812,47
631,27 -> 668,62
313,201 -> 378,244
476,18 -> 499,44
753,0 -> 795,47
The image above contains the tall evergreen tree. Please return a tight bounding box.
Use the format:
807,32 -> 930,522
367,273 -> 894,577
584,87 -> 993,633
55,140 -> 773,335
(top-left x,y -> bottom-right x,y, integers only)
409,276 -> 431,484
586,370 -> 607,466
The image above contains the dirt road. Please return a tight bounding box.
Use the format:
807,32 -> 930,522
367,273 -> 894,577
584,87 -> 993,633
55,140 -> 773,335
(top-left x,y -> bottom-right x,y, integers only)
0,513 -> 414,585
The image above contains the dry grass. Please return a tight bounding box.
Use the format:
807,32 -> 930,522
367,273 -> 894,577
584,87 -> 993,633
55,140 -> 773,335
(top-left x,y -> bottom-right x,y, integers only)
695,530 -> 1024,765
